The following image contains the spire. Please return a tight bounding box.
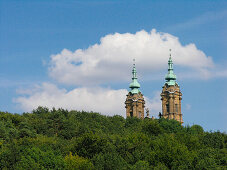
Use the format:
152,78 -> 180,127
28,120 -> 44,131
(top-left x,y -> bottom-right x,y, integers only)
165,49 -> 177,86
129,59 -> 141,94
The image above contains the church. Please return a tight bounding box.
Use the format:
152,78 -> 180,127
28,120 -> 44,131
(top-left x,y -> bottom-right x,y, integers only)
125,52 -> 183,124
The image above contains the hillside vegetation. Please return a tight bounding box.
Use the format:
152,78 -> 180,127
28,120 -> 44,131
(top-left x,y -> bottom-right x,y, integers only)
0,107 -> 226,169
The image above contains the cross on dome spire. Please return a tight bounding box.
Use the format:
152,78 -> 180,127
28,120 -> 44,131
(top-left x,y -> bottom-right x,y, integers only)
165,49 -> 177,86
129,59 -> 140,94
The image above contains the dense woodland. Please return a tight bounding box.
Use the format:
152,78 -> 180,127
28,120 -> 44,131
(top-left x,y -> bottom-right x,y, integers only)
0,107 -> 226,169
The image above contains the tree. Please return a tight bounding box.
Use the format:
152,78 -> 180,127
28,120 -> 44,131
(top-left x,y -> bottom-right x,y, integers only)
132,160 -> 151,170
202,132 -> 224,149
16,147 -> 65,169
92,152 -> 128,170
0,109 -> 226,169
71,132 -> 108,159
142,119 -> 163,136
64,152 -> 94,170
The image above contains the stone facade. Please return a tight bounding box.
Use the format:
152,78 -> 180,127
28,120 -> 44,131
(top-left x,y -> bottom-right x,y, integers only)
125,62 -> 145,119
160,52 -> 183,124
125,92 -> 145,119
125,54 -> 183,123
161,83 -> 183,124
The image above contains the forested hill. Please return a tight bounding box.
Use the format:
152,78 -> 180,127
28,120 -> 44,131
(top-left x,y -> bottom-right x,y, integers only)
0,107 -> 226,169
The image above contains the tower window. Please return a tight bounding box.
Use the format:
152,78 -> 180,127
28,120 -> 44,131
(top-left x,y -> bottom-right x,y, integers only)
166,104 -> 169,113
139,112 -> 141,118
130,112 -> 133,117
175,104 -> 178,113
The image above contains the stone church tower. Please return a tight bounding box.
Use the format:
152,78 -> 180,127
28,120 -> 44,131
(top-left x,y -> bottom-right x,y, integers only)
160,53 -> 183,124
125,63 -> 145,119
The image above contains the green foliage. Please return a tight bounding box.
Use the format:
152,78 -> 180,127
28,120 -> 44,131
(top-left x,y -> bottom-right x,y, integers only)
15,147 -> 65,169
190,124 -> 204,134
142,119 -> 163,136
64,152 -> 94,170
132,160 -> 151,170
93,152 -> 128,170
0,107 -> 226,169
202,132 -> 224,149
158,118 -> 184,133
148,134 -> 195,169
71,132 -> 109,159
153,163 -> 168,170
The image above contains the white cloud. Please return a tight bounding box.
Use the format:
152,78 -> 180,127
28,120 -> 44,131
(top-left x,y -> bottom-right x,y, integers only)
14,83 -> 162,117
14,83 -> 128,116
145,91 -> 162,117
48,29 -> 214,86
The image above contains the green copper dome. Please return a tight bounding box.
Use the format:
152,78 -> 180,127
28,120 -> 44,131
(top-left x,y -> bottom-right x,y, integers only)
165,55 -> 177,86
129,63 -> 140,94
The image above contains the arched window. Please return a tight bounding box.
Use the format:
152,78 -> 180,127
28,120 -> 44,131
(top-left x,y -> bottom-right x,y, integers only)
130,112 -> 133,117
175,104 -> 178,113
139,112 -> 141,118
166,104 -> 169,113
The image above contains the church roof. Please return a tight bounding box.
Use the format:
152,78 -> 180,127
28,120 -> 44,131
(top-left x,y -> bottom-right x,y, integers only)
129,62 -> 141,94
165,51 -> 177,86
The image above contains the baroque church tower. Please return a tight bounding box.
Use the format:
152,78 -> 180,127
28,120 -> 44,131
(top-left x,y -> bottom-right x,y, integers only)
125,62 -> 145,119
161,52 -> 183,124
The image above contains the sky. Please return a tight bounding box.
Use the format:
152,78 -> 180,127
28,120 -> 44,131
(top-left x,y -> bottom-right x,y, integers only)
0,0 -> 226,132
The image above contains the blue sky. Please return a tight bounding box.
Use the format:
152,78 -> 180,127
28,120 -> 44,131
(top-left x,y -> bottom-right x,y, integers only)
0,0 -> 226,132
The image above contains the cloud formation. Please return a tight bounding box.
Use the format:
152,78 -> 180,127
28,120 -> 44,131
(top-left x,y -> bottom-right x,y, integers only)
14,83 -> 162,117
15,83 -> 128,116
145,91 -> 162,116
49,29 -> 214,86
